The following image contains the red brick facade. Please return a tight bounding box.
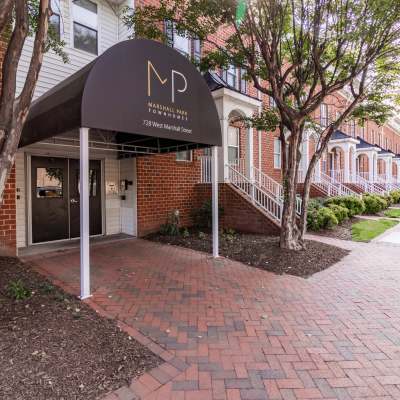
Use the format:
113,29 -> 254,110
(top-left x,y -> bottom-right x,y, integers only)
136,151 -> 202,236
0,30 -> 17,255
0,166 -> 16,255
195,183 -> 280,235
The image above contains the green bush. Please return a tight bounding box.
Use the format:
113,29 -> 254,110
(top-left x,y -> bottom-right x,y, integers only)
362,194 -> 388,214
383,194 -> 393,207
192,199 -> 223,229
327,204 -> 349,224
324,195 -> 365,217
307,205 -> 338,231
390,190 -> 400,204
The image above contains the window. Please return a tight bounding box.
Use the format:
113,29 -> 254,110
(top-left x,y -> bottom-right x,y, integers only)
273,138 -> 281,168
320,103 -> 328,127
239,69 -> 247,93
72,0 -> 98,55
165,21 -> 201,62
360,125 -> 365,139
36,168 -> 63,198
49,0 -> 61,40
76,169 -> 97,197
228,126 -> 240,164
269,96 -> 276,109
349,120 -> 356,137
222,64 -> 237,88
176,150 -> 192,161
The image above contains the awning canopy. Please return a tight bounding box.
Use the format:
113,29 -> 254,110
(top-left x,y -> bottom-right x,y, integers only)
20,39 -> 222,154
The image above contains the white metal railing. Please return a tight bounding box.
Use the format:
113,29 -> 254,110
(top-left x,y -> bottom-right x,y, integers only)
353,174 -> 386,195
199,155 -> 212,183
313,172 -> 360,197
330,169 -> 344,183
376,175 -> 392,192
227,164 -> 282,223
252,166 -> 302,215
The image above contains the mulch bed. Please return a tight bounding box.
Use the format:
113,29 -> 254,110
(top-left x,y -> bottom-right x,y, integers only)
0,257 -> 162,400
313,217 -> 362,241
146,230 -> 349,278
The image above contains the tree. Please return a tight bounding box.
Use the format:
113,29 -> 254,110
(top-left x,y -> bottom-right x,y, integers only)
0,0 -> 65,204
125,0 -> 400,249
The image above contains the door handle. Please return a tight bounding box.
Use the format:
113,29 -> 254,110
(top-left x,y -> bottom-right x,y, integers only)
70,199 -> 79,204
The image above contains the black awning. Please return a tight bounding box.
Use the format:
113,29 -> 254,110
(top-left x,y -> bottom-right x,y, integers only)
20,39 -> 222,152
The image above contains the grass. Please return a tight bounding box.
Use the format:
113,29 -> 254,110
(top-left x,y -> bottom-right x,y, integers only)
384,208 -> 400,218
352,219 -> 399,242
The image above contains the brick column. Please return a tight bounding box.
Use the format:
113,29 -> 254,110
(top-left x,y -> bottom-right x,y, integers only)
0,166 -> 17,255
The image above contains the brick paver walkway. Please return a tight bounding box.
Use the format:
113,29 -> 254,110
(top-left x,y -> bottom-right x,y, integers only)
25,236 -> 400,400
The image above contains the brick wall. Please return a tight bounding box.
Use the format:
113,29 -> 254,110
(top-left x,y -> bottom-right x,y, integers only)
195,183 -> 280,236
0,166 -> 16,255
0,30 -> 17,255
136,151 -> 202,236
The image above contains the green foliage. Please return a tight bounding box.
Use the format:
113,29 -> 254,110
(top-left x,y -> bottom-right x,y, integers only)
352,219 -> 398,242
327,204 -> 349,224
160,210 -> 180,236
181,227 -> 190,238
362,194 -> 388,214
198,231 -> 206,240
384,208 -> 400,218
192,200 -> 223,229
390,190 -> 400,204
307,201 -> 338,231
221,228 -> 236,242
324,196 -> 365,217
7,280 -> 31,300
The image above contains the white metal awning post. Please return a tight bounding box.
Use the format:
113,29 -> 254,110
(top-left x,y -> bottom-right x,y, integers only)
211,146 -> 219,258
80,127 -> 91,299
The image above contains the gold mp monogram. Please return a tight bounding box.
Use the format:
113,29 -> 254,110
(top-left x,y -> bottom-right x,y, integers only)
147,60 -> 187,103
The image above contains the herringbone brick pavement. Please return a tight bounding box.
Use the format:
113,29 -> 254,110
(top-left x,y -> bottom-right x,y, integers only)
26,236 -> 400,400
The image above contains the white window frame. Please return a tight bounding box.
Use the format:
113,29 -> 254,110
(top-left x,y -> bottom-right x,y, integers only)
50,0 -> 63,40
320,103 -> 328,128
222,65 -> 237,89
70,0 -> 99,56
176,150 -> 193,162
273,137 -> 281,169
173,29 -> 191,57
227,126 -> 240,165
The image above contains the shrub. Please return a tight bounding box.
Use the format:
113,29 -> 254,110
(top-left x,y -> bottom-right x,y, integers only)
390,190 -> 400,204
160,210 -> 180,235
324,195 -> 365,217
7,280 -> 31,300
362,194 -> 388,214
192,199 -> 223,229
307,205 -> 338,231
383,194 -> 393,207
327,204 -> 349,224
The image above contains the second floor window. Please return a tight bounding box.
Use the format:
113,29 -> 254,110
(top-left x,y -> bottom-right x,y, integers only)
73,0 -> 98,55
273,138 -> 281,168
49,0 -> 61,40
222,64 -> 237,88
320,103 -> 328,128
165,21 -> 201,61
349,120 -> 356,137
228,126 -> 240,164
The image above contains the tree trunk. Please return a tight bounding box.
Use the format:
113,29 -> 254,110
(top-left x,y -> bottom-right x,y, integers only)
280,127 -> 302,250
299,154 -> 319,244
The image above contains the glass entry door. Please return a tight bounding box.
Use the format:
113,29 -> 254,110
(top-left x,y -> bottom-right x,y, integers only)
31,156 -> 102,243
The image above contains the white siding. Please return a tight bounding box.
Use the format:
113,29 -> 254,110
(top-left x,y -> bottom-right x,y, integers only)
119,158 -> 137,236
15,153 -> 26,249
16,0 -> 123,99
104,158 -> 120,235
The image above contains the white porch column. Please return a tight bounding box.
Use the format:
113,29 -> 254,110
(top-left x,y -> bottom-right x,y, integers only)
211,146 -> 219,258
314,159 -> 321,182
220,118 -> 229,182
386,158 -> 392,183
368,154 -> 374,182
343,147 -> 350,183
80,127 -> 90,299
245,126 -> 254,180
351,148 -> 357,183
